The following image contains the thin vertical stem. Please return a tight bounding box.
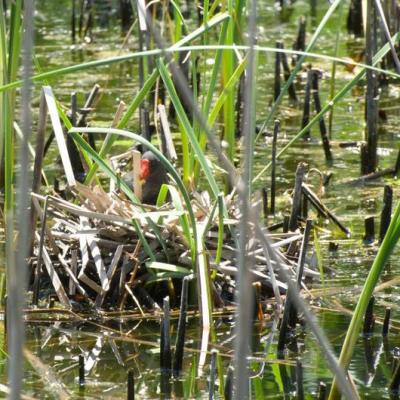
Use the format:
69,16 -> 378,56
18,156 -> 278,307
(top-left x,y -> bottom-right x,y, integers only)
9,2 -> 35,398
270,120 -> 279,214
365,0 -> 378,173
234,0 -> 257,398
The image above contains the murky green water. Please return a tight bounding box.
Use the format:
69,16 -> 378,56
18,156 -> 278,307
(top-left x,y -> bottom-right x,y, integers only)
3,0 -> 400,398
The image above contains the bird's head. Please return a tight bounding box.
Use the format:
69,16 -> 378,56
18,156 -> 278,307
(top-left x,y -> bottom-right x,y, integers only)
139,158 -> 150,181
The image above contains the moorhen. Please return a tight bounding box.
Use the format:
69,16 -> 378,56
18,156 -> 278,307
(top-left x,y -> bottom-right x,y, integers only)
122,151 -> 167,204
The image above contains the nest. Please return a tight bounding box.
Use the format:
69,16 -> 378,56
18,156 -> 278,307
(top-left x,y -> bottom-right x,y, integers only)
29,180 -> 317,316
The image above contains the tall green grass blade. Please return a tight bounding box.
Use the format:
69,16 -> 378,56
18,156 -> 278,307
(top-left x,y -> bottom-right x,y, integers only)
194,19 -> 229,182
222,1 -> 236,171
178,117 -> 191,187
169,0 -> 187,28
329,201 -> 400,399
0,1 -> 6,168
0,271 -> 5,307
157,58 -> 220,197
194,55 -> 246,184
252,376 -> 264,400
173,0 -> 182,45
202,21 -> 229,117
156,184 -> 193,251
202,0 -> 209,23
207,57 -> 247,128
146,261 -> 190,275
7,0 -> 23,83
209,0 -> 221,17
234,0 -> 246,42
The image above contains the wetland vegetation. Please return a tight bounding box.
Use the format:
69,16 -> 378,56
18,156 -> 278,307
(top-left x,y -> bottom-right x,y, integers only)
3,0 -> 400,398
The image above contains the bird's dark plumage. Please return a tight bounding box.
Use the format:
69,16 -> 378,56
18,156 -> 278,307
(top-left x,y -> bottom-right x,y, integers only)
123,151 -> 167,204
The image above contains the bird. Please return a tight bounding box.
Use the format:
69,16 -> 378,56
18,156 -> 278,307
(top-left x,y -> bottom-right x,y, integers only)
122,151 -> 167,205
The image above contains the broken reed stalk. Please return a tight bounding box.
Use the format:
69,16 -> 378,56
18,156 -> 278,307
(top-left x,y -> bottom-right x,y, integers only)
342,164 -> 396,185
382,307 -> 391,336
310,0 -> 317,16
288,219 -> 312,327
363,295 -> 375,336
289,162 -> 307,231
235,73 -> 245,138
347,0 -> 363,36
82,0 -> 93,39
262,188 -> 268,222
48,295 -> 55,308
270,119 -> 279,215
365,0 -> 379,174
311,70 -> 332,162
253,281 -> 263,321
274,41 -> 281,101
374,0 -> 400,74
278,220 -> 312,356
224,366 -> 234,400
302,193 -> 308,219
302,183 -> 350,235
69,249 -> 78,295
120,0 -> 132,32
78,0 -> 84,37
283,215 -> 290,233
32,196 -> 50,306
29,90 -> 47,256
277,308 -> 290,358
380,185 -> 393,242
296,360 -> 304,400
209,350 -> 217,400
79,355 -> 85,386
318,381 -> 327,400
390,359 -> 400,393
78,84 -> 100,127
301,70 -> 312,141
67,92 -> 85,180
363,216 -> 375,244
292,16 -> 306,65
279,42 -> 298,102
3,296 -> 7,337
160,296 -> 172,376
127,369 -> 135,400
394,148 -> 400,175
71,0 -> 76,43
173,276 -> 189,376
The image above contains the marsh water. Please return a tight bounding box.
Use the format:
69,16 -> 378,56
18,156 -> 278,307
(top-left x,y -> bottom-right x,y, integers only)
3,0 -> 400,398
